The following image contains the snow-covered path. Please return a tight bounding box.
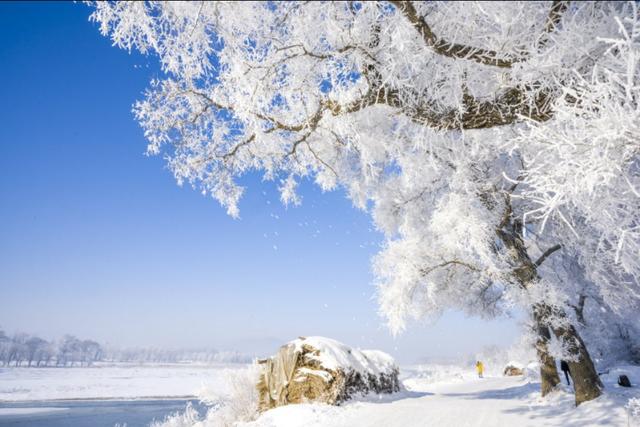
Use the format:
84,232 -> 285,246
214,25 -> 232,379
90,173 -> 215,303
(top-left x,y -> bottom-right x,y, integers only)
342,377 -> 543,427
246,376 -> 633,427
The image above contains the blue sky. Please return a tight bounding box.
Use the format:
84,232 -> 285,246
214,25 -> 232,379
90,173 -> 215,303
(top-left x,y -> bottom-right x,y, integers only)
0,2 -> 521,363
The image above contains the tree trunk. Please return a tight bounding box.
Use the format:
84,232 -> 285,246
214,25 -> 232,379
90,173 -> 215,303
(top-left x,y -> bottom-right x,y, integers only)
496,214 -> 600,404
533,305 -> 560,395
497,221 -> 563,396
549,319 -> 602,405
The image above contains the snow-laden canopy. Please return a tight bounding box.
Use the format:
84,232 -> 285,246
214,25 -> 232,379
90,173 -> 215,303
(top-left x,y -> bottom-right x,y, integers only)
89,2 -> 640,401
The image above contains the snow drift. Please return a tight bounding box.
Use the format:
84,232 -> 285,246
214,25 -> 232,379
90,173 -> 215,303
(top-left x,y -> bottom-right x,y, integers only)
257,336 -> 399,411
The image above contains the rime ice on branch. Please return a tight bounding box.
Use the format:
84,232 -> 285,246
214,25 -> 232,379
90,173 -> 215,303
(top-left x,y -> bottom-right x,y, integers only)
89,1 -> 640,404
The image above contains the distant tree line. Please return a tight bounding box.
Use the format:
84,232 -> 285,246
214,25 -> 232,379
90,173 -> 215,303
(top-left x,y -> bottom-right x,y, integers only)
0,328 -> 251,367
102,347 -> 251,364
0,330 -> 102,367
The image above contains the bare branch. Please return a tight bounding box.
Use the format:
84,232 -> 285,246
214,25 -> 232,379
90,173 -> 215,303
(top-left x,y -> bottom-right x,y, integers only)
287,132 -> 313,156
188,1 -> 205,39
222,134 -> 255,160
420,260 -> 480,277
534,244 -> 562,267
305,141 -> 339,178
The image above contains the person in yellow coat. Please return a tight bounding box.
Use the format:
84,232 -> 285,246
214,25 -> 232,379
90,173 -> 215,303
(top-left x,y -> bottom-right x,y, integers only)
476,361 -> 484,378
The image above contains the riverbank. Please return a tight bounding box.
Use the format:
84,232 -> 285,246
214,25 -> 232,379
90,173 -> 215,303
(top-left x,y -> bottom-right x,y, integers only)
0,363 -> 248,402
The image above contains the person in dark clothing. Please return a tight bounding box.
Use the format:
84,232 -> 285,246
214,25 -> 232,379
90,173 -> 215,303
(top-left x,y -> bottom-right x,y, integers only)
560,360 -> 571,385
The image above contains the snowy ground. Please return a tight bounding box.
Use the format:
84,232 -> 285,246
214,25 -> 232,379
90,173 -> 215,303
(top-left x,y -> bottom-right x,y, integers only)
241,364 -> 640,427
0,363 -> 247,402
2,362 -> 639,426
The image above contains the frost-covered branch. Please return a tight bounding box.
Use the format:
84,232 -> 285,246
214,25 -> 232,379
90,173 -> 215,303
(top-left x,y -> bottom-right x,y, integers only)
390,1 -> 519,68
90,2 -> 640,398
539,1 -> 571,47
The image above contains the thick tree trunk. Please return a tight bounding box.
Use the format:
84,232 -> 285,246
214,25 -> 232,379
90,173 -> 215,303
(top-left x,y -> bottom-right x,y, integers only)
533,305 -> 560,395
496,214 -> 600,404
497,221 -> 563,397
549,319 -> 603,405
535,299 -> 602,404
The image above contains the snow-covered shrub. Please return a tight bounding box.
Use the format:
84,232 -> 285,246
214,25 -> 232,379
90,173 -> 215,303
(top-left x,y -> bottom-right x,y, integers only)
203,365 -> 260,426
150,365 -> 260,427
150,403 -> 201,427
627,398 -> 640,425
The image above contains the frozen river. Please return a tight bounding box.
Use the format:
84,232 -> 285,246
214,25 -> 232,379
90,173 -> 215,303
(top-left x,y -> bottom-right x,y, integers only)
0,364 -> 246,426
0,399 -> 206,427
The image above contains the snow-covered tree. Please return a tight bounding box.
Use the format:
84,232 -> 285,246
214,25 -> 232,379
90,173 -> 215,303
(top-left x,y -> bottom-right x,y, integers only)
0,329 -> 9,366
24,337 -> 49,367
79,340 -> 103,366
89,1 -> 640,404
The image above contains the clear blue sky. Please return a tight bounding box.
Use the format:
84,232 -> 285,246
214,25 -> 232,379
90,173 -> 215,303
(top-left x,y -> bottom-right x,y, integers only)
0,2 -> 521,363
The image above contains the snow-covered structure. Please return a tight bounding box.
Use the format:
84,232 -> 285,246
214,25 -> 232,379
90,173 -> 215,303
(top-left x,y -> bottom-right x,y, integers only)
257,337 -> 399,411
503,363 -> 524,377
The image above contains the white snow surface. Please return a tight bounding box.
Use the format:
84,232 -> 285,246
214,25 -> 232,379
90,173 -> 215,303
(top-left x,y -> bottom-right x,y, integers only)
3,361 -> 640,426
292,336 -> 397,374
0,362 -> 247,401
242,364 -> 640,427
